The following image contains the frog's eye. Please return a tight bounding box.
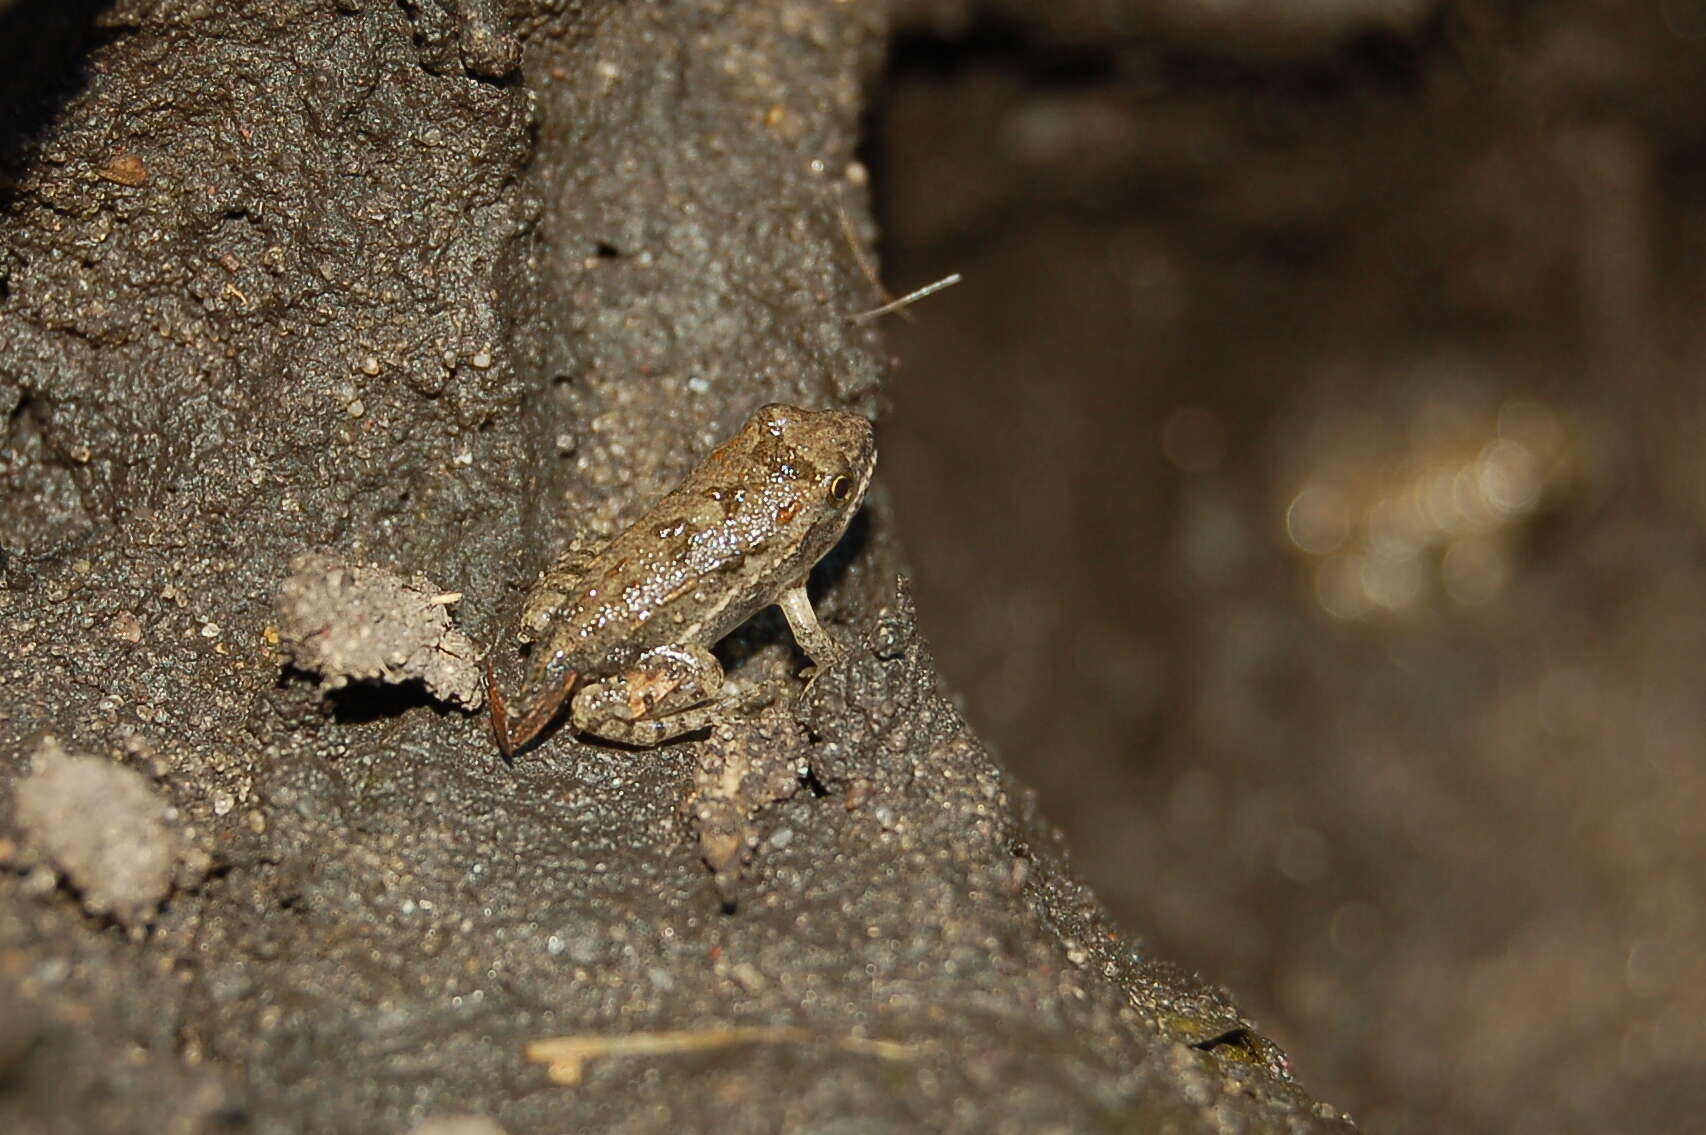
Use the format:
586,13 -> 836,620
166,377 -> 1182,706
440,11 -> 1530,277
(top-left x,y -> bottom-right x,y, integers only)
828,474 -> 854,503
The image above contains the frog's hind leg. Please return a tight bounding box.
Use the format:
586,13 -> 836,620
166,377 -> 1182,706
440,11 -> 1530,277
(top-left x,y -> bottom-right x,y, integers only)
486,661 -> 519,759
571,643 -> 727,747
486,661 -> 577,759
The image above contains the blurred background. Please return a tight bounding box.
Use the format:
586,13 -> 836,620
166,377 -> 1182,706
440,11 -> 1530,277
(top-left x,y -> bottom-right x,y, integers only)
872,0 -> 1706,1130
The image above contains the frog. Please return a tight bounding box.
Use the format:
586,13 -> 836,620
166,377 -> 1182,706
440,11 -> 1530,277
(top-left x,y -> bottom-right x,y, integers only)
486,402 -> 876,756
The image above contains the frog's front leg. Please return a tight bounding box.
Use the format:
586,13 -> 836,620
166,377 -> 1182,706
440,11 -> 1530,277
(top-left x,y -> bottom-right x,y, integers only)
777,580 -> 843,670
570,643 -> 728,747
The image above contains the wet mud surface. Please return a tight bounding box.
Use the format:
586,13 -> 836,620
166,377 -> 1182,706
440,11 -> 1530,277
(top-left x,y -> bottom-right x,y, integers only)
1,1 -> 1348,1132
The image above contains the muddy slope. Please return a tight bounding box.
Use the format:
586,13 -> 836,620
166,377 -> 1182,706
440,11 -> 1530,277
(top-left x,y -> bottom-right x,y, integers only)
0,1 -> 1346,1132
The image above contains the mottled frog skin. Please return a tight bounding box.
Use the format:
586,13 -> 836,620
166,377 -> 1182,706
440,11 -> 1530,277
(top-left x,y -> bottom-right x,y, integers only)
487,402 -> 876,755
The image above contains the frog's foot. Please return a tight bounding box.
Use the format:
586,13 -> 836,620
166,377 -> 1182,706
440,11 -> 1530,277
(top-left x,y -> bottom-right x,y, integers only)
487,660 -> 577,760
571,643 -> 728,747
732,677 -> 790,712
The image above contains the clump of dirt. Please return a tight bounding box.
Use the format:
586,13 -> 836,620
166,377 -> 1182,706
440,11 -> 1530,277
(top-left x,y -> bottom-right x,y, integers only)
9,736 -> 209,931
274,551 -> 484,709
685,705 -> 809,901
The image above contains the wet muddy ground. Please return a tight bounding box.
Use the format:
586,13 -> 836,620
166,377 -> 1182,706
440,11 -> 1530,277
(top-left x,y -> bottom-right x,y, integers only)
0,1 -> 1358,1132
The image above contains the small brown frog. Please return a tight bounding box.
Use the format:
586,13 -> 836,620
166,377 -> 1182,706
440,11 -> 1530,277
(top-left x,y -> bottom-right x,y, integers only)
487,402 -> 875,756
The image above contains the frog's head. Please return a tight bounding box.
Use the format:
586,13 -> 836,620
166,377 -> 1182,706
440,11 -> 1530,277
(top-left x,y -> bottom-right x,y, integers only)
749,401 -> 876,566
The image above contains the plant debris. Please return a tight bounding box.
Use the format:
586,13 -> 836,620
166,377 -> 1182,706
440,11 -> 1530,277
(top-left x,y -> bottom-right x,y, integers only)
524,1026 -> 917,1087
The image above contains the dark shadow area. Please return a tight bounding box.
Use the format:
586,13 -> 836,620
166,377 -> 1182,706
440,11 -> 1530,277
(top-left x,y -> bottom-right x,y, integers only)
323,681 -> 447,727
0,0 -> 120,183
874,2 -> 1706,1131
886,24 -> 1119,86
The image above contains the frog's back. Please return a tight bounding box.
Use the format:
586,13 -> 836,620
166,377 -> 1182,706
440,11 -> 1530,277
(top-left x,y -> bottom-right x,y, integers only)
535,403 -> 875,675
